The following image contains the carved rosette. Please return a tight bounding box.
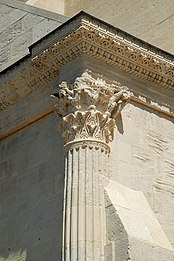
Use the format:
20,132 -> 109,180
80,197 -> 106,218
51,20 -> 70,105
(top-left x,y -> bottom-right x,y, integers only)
53,72 -> 131,146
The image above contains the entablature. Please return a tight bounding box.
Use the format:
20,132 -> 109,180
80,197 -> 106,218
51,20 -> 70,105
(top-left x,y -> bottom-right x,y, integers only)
0,11 -> 174,139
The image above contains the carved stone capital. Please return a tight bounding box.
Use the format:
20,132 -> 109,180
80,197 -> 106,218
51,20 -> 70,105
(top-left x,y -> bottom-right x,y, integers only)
52,72 -> 131,145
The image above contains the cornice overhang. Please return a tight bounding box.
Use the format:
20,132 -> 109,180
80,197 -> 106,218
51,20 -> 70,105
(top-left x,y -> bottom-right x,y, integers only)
0,11 -> 174,111
32,11 -> 174,87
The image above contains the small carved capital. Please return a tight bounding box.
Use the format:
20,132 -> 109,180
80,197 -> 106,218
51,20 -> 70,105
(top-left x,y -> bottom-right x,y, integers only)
52,72 -> 131,145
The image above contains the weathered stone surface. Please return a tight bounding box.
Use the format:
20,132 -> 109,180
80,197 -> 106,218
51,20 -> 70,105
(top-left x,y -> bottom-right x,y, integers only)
105,180 -> 174,260
0,79 -> 56,140
0,113 -> 64,261
105,180 -> 173,250
65,0 -> 174,54
0,0 -> 68,71
0,3 -> 174,261
105,192 -> 129,261
129,237 -> 174,261
26,0 -> 64,15
110,102 -> 174,247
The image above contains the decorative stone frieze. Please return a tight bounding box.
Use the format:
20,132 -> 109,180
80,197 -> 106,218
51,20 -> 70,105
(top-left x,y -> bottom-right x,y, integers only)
53,72 -> 131,145
33,22 -> 174,89
1,12 -> 173,113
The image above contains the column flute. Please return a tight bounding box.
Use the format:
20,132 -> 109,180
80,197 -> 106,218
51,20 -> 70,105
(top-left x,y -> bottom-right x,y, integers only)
52,72 -> 130,261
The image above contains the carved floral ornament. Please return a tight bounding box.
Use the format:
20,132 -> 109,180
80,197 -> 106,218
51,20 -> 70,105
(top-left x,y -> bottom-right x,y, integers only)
33,17 -> 174,90
1,13 -> 173,112
52,72 -> 131,145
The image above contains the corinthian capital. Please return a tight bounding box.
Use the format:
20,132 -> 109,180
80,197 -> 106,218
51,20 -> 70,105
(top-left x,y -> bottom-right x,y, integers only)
52,72 -> 131,145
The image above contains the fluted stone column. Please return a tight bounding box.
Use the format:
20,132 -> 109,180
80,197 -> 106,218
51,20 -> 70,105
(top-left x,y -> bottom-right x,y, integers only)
52,72 -> 130,261
63,141 -> 109,260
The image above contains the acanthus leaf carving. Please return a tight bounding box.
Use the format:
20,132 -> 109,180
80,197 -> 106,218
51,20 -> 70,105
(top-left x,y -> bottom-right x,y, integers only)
52,72 -> 131,144
1,14 -> 173,112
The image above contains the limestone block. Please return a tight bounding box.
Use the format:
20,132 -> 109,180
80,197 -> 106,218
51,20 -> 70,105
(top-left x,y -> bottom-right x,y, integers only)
0,3 -> 12,15
105,191 -> 130,261
105,180 -> 173,250
0,80 -> 56,139
0,113 -> 64,261
111,103 -> 174,247
129,237 -> 174,261
105,180 -> 174,260
32,18 -> 59,42
10,31 -> 32,63
26,0 -> 64,15
21,13 -> 44,32
0,44 -> 11,66
0,1 -> 68,71
0,8 -> 27,34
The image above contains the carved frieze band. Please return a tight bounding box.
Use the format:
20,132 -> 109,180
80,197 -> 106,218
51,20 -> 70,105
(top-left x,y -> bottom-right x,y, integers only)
52,72 -> 131,145
0,13 -> 173,112
33,23 -> 173,89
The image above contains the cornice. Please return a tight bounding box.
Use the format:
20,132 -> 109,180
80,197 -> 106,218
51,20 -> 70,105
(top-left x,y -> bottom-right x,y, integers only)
32,13 -> 173,88
0,12 -> 174,112
33,15 -> 174,85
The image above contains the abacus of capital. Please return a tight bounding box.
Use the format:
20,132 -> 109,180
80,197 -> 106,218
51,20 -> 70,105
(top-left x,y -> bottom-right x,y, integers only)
52,72 -> 131,260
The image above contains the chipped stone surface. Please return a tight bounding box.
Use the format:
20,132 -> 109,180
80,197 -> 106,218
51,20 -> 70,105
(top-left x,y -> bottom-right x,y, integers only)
105,181 -> 174,260
110,102 -> 174,247
105,180 -> 173,250
129,237 -> 174,261
105,191 -> 129,261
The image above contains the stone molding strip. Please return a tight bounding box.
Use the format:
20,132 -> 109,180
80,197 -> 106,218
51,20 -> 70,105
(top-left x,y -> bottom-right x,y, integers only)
0,12 -> 173,113
31,11 -> 173,88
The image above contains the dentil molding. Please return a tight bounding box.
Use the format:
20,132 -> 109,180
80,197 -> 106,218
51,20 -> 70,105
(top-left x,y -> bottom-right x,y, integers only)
33,12 -> 174,89
0,12 -> 173,115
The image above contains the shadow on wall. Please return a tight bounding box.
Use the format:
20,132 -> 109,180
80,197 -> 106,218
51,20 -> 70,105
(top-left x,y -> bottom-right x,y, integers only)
115,114 -> 124,135
0,113 -> 65,261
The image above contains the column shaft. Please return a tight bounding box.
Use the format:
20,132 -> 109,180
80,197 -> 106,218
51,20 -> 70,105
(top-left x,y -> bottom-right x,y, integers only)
62,142 -> 109,261
52,73 -> 131,260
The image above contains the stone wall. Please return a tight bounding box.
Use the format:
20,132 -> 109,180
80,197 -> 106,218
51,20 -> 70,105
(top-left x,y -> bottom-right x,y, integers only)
26,0 -> 64,15
1,94 -> 174,260
110,100 -> 174,247
0,6 -> 173,260
0,113 -> 64,261
105,181 -> 174,260
0,0 -> 67,71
